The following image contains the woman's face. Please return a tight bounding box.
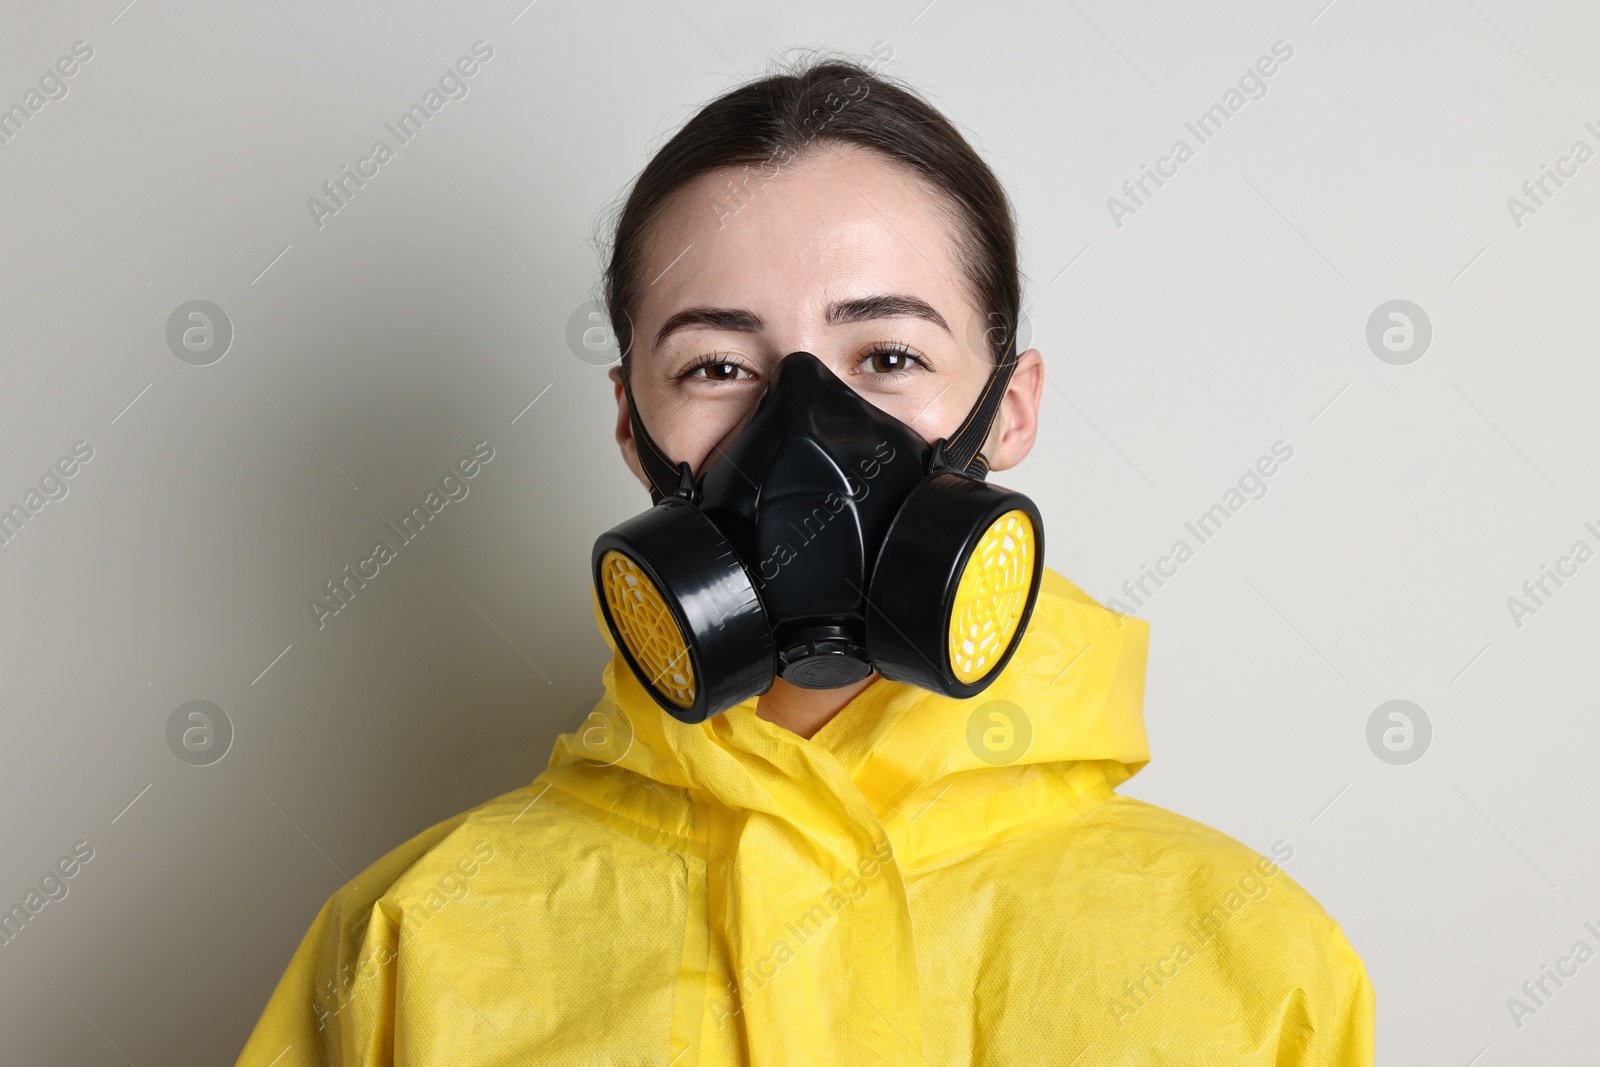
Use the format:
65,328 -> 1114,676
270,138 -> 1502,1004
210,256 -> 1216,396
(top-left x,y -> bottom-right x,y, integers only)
609,144 -> 1043,487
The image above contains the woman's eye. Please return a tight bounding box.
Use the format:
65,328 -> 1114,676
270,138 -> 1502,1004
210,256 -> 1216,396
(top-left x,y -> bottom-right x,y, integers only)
684,359 -> 754,382
858,345 -> 923,375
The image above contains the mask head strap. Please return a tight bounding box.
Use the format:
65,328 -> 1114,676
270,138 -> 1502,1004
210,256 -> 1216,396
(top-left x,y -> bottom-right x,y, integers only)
622,370 -> 699,506
929,330 -> 1020,479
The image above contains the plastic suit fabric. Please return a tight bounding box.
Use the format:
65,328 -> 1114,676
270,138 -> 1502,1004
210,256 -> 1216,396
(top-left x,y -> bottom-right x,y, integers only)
235,566 -> 1375,1065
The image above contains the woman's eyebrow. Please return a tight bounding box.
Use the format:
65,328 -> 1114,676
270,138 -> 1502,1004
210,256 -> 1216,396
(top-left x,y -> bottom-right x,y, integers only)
653,294 -> 950,348
828,294 -> 950,333
654,307 -> 764,348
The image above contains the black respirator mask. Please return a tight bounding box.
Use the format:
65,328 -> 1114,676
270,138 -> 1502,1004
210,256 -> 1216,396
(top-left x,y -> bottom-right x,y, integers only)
593,347 -> 1044,724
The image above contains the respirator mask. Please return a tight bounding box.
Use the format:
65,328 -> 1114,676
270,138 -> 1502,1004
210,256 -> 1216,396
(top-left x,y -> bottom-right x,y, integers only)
593,344 -> 1044,724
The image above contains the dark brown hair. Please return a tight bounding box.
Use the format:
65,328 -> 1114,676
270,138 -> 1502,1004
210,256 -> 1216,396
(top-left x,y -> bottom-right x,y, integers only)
599,50 -> 1022,382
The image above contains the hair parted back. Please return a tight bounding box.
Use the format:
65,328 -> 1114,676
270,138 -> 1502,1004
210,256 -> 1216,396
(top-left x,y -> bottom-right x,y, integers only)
598,49 -> 1022,383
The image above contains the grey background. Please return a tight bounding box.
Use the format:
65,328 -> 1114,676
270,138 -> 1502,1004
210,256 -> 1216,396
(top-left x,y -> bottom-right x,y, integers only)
1,0 -> 1595,1063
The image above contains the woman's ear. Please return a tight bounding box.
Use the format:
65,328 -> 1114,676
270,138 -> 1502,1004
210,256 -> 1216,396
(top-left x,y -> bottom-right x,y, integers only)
609,365 -> 651,490
980,347 -> 1044,473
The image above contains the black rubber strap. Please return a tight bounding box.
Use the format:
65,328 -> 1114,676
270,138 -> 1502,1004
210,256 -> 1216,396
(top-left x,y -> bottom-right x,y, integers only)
934,339 -> 1018,476
623,373 -> 694,503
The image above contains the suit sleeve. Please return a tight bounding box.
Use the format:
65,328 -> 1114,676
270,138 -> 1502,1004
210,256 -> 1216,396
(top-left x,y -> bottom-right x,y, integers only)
233,812 -> 471,1067
1299,921 -> 1375,1067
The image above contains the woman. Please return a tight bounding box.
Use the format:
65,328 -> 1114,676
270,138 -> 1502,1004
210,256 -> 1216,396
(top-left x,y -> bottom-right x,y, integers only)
236,55 -> 1374,1065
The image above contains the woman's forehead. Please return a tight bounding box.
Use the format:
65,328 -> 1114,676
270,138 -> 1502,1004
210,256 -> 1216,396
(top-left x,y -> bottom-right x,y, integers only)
636,147 -> 972,331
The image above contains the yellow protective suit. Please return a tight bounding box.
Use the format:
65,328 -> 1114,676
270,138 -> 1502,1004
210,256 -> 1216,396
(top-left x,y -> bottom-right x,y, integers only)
236,566 -> 1374,1065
